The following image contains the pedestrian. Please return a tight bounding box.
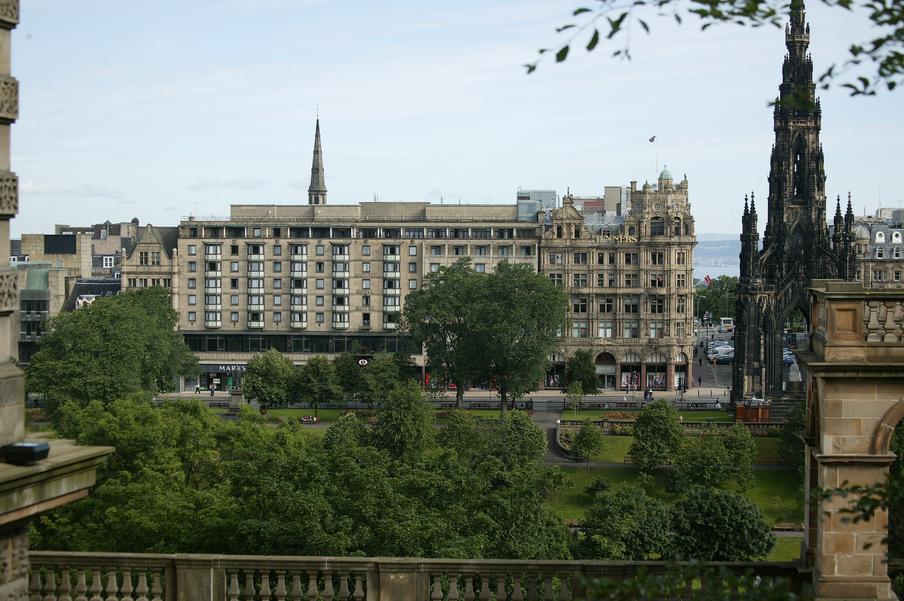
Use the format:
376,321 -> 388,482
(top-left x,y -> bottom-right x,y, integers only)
209,385 -> 215,397
698,357 -> 703,367
195,384 -> 200,394
697,375 -> 702,387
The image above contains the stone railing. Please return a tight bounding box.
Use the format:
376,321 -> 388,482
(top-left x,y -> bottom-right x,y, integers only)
28,552 -> 805,601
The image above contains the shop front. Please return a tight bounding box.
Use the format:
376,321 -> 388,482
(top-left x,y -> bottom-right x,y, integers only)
197,363 -> 247,392
546,353 -> 566,389
595,352 -> 617,390
620,352 -> 641,391
674,352 -> 689,390
645,352 -> 668,391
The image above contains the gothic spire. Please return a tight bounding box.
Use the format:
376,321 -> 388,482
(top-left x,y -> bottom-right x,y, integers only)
750,191 -> 757,216
308,118 -> 327,205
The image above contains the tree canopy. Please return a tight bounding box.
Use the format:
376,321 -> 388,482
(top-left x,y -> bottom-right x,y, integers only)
26,287 -> 196,414
242,348 -> 296,407
529,0 -> 903,96
627,400 -> 683,472
674,423 -> 757,491
291,355 -> 341,417
695,276 -> 738,323
566,349 -> 598,394
574,484 -> 672,560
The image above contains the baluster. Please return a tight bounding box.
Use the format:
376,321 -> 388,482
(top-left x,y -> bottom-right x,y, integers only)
59,568 -> 72,601
526,575 -> 538,601
121,569 -> 134,601
447,574 -> 460,601
227,572 -> 240,601
149,572 -> 163,601
730,578 -> 741,601
352,574 -> 364,601
478,575 -> 490,601
29,568 -> 41,601
510,576 -> 523,601
305,572 -> 318,600
274,571 -> 287,601
74,568 -> 89,601
682,574 -> 693,601
542,575 -> 553,601
45,569 -> 59,601
336,573 -> 350,600
462,576 -> 475,601
104,568 -> 119,601
134,571 -> 148,601
89,568 -> 103,601
496,575 -> 506,600
431,575 -> 443,601
558,575 -> 571,601
244,573 -> 256,601
291,573 -> 304,601
259,570 -> 273,601
321,572 -> 334,601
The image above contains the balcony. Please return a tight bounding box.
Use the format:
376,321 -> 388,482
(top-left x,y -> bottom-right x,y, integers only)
383,322 -> 399,330
247,303 -> 263,311
290,320 -> 307,329
332,305 -> 350,312
332,321 -> 350,330
382,254 -> 401,262
332,253 -> 350,262
204,320 -> 221,329
205,270 -> 223,278
248,320 -> 264,329
27,552 -> 805,600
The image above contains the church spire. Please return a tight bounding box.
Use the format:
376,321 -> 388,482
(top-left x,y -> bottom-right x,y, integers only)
308,118 -> 327,205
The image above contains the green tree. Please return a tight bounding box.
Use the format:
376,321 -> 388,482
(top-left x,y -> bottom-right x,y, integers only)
371,381 -> 434,463
694,276 -> 739,323
243,348 -> 295,407
403,258 -> 480,407
670,487 -> 775,561
674,429 -> 732,490
721,422 -> 758,490
779,400 -> 807,468
572,422 -> 605,469
565,349 -> 598,394
26,287 -> 196,415
565,381 -> 584,420
628,400 -> 683,472
333,352 -> 365,401
469,262 -> 567,415
291,355 -> 340,417
322,412 -> 367,451
361,352 -> 400,408
530,0 -> 903,96
573,484 -> 672,560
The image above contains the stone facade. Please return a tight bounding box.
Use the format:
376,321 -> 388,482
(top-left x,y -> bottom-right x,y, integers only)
18,233 -> 92,279
799,280 -> 904,600
120,224 -> 179,308
847,216 -> 904,289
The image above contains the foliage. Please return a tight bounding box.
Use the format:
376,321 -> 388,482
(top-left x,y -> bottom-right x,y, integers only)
628,400 -> 683,472
33,397 -> 570,560
528,0 -> 903,97
671,487 -> 776,561
371,381 -> 434,463
675,424 -> 757,490
242,348 -> 296,407
361,352 -> 400,408
566,349 -> 598,394
566,381 -> 585,419
585,477 -> 610,496
722,422 -> 758,490
573,422 -> 605,469
26,288 -> 196,415
573,484 -> 671,560
695,276 -> 739,322
469,262 -> 568,414
333,352 -> 366,400
291,355 -> 341,417
402,258 -> 479,407
778,400 -> 806,467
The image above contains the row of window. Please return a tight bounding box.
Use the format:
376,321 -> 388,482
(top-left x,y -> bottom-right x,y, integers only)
187,311 -> 397,327
127,278 -> 172,288
188,242 -> 536,259
137,251 -> 162,266
547,250 -> 687,266
186,294 -> 402,309
183,332 -> 419,354
572,295 -> 688,314
872,246 -> 903,259
566,319 -> 689,339
550,272 -> 688,288
185,226 -> 535,241
186,259 -> 424,275
185,277 -> 420,291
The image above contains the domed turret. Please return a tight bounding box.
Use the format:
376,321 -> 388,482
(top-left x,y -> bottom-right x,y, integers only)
658,166 -> 673,182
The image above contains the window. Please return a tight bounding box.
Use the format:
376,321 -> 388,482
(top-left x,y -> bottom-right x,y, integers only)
650,218 -> 665,236
362,312 -> 371,326
573,274 -> 588,287
383,278 -> 399,290
650,321 -> 665,338
453,246 -> 465,256
894,247 -> 901,259
188,245 -> 197,256
231,312 -> 239,322
676,321 -> 686,338
408,245 -> 417,256
549,252 -> 564,265
248,295 -> 263,307
316,296 -> 325,306
677,295 -> 687,314
316,312 -> 325,324
571,320 -> 588,338
316,279 -> 324,289
384,296 -> 400,308
649,296 -> 666,313
248,261 -> 263,274
599,297 -> 614,313
362,245 -> 371,256
188,278 -> 197,289
475,263 -> 486,273
624,252 -> 638,265
520,245 -> 533,257
333,262 -> 348,273
188,261 -> 197,272
431,246 -> 442,256
572,297 -> 588,313
316,245 -> 324,256
274,295 -> 282,306
650,251 -> 664,265
876,232 -> 886,243
430,263 -> 440,273
188,295 -> 197,305
230,278 -> 239,289
362,295 -> 370,306
549,273 -> 563,286
624,321 -> 640,338
274,278 -> 282,289
248,278 -> 263,289
624,273 -> 639,287
291,295 -> 306,306
230,244 -> 239,256
273,245 -> 282,256
573,252 -> 588,265
363,279 -> 371,289
384,262 -> 400,273
139,251 -> 149,266
334,278 -> 348,290
874,270 -> 887,281
475,245 -> 488,256
598,320 -> 614,338
624,297 -> 639,313
248,244 -> 263,256
677,273 -> 687,288
252,227 -> 262,238
230,261 -> 239,272
649,273 -> 665,287
102,256 -> 115,269
408,262 -> 417,273
876,247 -> 885,259
499,246 -> 510,257
409,279 -> 417,289
273,261 -> 282,273
333,245 -> 349,256
895,271 -> 901,282
151,252 -> 161,266
231,295 -> 239,305
205,294 -> 220,306
331,313 -> 348,326
188,311 -> 196,321
676,251 -> 687,265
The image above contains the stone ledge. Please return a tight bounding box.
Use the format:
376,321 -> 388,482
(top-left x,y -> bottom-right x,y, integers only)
813,452 -> 897,466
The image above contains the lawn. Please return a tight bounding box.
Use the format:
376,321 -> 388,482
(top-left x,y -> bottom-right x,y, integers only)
766,537 -> 803,562
563,409 -> 733,422
546,465 -> 804,527
579,434 -> 785,465
265,408 -> 349,423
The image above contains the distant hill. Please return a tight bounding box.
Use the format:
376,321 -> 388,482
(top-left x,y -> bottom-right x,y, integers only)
693,239 -> 740,279
697,233 -> 739,241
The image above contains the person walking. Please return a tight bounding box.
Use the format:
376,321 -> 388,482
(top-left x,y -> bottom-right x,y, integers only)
698,357 -> 703,367
697,375 -> 702,388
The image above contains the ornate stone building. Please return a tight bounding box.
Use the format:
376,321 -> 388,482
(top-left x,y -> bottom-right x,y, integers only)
542,169 -> 696,391
732,0 -> 855,403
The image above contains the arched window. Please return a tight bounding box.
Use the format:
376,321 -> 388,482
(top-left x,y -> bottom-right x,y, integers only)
673,218 -> 682,235
876,247 -> 885,259
628,225 -> 636,236
675,352 -> 689,364
876,231 -> 886,243
650,217 -> 665,236
895,247 -> 901,259
893,232 -> 902,243
556,225 -> 563,239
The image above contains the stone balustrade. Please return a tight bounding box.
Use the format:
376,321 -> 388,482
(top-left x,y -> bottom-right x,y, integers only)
28,552 -> 805,601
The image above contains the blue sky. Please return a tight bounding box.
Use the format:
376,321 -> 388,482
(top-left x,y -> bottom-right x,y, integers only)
11,0 -> 903,237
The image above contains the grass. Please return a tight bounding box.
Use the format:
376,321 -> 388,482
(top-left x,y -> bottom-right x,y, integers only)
563,409 -> 733,422
754,437 -> 782,464
579,435 -> 784,465
766,537 -> 803,562
545,465 -> 804,527
264,408 -> 348,423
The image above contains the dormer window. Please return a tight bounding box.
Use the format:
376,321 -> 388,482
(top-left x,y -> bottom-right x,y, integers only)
876,231 -> 886,243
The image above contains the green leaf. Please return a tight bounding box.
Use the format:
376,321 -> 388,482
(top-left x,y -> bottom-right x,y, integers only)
587,29 -> 600,51
638,18 -> 650,33
573,7 -> 592,15
525,63 -> 537,74
556,23 -> 576,33
556,45 -> 570,62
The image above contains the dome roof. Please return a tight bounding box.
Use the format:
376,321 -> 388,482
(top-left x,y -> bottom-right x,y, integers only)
659,166 -> 672,181
853,225 -> 870,241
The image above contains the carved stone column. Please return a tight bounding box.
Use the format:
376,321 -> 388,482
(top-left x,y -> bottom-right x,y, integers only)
799,280 -> 904,600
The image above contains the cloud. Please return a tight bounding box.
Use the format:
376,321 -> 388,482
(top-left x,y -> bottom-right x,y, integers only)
188,177 -> 267,191
20,181 -> 125,200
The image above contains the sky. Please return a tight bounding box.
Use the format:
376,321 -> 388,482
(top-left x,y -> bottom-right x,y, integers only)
10,0 -> 904,237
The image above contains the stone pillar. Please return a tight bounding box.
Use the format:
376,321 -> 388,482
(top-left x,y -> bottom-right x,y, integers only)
799,280 -> 904,600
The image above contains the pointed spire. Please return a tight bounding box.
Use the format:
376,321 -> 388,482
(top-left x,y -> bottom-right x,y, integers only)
789,0 -> 807,35
308,117 -> 327,205
835,195 -> 843,220
744,194 -> 749,217
750,191 -> 757,215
